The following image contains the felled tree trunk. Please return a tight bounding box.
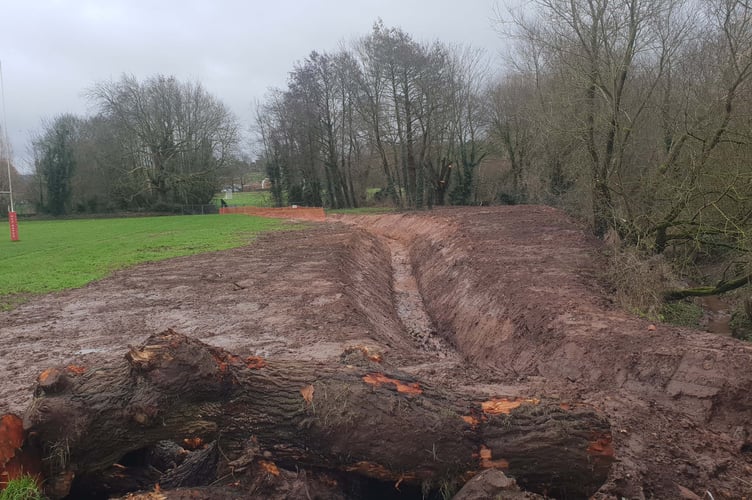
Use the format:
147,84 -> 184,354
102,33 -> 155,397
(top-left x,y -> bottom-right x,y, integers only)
13,329 -> 613,498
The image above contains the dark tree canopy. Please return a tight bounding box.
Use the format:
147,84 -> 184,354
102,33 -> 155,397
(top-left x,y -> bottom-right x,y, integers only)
33,114 -> 79,216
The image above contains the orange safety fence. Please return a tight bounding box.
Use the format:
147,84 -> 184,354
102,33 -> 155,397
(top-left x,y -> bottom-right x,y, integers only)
220,206 -> 326,222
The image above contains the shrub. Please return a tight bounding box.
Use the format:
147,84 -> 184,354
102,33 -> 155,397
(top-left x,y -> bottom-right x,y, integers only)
659,301 -> 703,327
605,245 -> 679,320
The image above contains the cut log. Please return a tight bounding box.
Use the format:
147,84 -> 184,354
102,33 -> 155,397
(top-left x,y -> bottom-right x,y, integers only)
16,329 -> 614,498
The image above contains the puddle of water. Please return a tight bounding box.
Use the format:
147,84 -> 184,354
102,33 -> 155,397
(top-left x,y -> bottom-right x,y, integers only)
700,296 -> 732,336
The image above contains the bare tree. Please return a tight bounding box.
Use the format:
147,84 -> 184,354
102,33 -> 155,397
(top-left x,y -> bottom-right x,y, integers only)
495,0 -> 752,295
254,21 -> 490,210
496,0 -> 688,234
89,75 -> 239,209
446,45 -> 489,205
254,92 -> 289,207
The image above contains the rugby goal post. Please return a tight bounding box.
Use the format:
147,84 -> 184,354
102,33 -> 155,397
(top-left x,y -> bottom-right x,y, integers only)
1,60 -> 18,241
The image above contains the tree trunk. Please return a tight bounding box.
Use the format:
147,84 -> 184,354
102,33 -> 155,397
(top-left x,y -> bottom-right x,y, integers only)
12,330 -> 614,498
592,178 -> 613,238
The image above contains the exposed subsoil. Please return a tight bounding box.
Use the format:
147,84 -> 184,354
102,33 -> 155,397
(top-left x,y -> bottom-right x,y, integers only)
2,206 -> 751,499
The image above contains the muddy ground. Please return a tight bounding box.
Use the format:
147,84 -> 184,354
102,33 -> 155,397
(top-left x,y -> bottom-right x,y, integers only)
1,206 -> 751,499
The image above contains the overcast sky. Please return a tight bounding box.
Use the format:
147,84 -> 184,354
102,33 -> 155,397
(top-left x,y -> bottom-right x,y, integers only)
1,0 -> 506,172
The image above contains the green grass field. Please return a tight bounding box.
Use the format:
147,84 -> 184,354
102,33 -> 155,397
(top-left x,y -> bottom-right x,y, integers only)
212,190 -> 397,215
0,214 -> 286,308
213,191 -> 272,207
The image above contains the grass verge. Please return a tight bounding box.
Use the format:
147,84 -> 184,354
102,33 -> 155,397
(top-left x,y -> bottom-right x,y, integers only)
0,214 -> 286,309
0,476 -> 42,500
659,301 -> 703,327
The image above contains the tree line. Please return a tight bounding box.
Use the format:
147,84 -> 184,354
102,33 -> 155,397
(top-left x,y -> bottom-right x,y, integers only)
31,75 -> 239,215
32,20 -> 496,216
255,20 -> 490,209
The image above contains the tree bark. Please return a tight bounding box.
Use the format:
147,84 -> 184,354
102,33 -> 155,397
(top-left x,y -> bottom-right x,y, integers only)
13,330 -> 614,498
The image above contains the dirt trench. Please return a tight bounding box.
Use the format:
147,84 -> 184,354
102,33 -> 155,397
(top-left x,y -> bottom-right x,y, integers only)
381,236 -> 458,359
1,206 -> 751,499
341,208 -> 752,499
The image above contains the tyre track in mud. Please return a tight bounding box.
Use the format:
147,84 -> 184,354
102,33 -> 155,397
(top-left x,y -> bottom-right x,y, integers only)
382,235 -> 456,359
332,216 -> 467,384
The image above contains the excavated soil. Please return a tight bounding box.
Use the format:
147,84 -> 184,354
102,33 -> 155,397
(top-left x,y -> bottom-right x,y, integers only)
2,206 -> 751,499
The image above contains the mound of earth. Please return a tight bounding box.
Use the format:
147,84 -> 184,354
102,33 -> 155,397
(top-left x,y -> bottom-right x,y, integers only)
1,206 -> 750,499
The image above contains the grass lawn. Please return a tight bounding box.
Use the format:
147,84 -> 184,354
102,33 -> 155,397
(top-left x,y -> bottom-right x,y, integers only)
213,191 -> 272,207
0,214 -> 286,308
0,475 -> 42,500
213,191 -> 397,215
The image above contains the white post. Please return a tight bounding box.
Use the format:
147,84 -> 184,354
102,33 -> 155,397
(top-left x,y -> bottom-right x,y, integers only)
0,60 -> 13,213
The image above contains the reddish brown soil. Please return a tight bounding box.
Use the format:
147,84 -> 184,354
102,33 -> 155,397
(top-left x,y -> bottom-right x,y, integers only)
219,206 -> 326,221
2,206 -> 751,499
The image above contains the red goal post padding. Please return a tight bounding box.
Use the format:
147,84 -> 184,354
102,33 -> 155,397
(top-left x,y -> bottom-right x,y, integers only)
8,211 -> 19,241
